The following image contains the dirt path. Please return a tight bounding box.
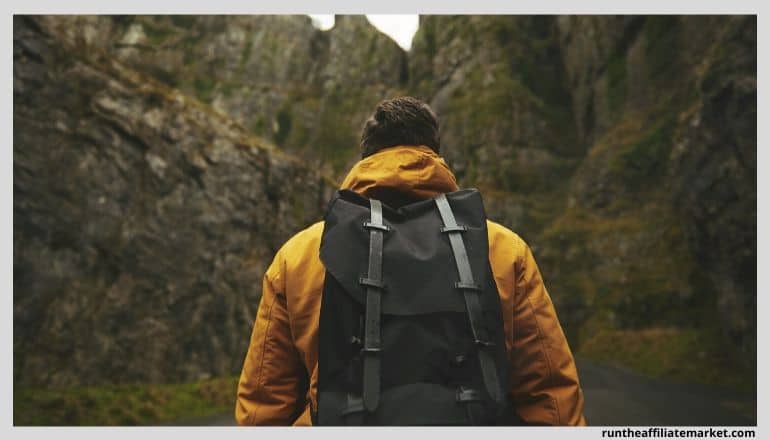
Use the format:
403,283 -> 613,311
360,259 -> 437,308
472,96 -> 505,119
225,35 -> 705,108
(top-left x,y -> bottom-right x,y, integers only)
577,358 -> 755,426
193,358 -> 755,426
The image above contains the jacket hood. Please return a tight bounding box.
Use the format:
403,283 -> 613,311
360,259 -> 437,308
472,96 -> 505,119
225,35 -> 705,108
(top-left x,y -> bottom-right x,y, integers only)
340,145 -> 460,202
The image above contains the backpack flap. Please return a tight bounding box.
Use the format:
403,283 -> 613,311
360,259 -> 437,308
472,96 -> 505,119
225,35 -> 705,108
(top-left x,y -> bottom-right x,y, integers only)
320,189 -> 491,316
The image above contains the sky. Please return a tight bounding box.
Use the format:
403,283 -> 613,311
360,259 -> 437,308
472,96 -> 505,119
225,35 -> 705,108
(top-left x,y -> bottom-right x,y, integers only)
308,15 -> 419,51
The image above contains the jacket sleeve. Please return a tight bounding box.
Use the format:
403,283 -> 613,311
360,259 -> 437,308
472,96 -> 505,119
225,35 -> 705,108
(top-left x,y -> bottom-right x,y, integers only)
235,251 -> 307,425
509,240 -> 586,426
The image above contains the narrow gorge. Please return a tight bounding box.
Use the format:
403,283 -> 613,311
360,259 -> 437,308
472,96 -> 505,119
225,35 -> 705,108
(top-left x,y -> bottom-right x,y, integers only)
14,15 -> 756,393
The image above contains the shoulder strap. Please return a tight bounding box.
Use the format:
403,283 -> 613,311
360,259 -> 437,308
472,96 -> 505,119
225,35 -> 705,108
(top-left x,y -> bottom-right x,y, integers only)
434,193 -> 502,403
360,198 -> 387,412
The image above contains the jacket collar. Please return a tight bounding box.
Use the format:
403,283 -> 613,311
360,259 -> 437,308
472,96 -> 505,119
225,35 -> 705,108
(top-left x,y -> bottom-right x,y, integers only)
340,145 -> 459,201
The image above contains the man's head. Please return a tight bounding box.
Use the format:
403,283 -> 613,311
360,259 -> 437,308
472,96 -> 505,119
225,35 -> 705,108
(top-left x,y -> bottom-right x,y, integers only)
360,96 -> 440,158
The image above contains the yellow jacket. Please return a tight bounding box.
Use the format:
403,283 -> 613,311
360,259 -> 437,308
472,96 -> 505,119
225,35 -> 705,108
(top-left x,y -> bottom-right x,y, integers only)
235,145 -> 586,426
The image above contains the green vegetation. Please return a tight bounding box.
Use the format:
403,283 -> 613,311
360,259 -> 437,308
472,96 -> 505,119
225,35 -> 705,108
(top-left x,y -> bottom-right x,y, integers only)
439,24 -> 721,397
169,15 -> 197,30
274,106 -> 293,146
239,35 -> 254,71
252,116 -> 266,134
141,21 -> 176,47
14,376 -> 238,426
313,86 -> 367,173
420,18 -> 437,60
18,14 -> 755,413
609,116 -> 675,193
192,77 -> 216,103
643,16 -> 682,81
478,182 -> 571,242
606,54 -> 628,113
579,327 -> 755,393
536,127 -> 753,394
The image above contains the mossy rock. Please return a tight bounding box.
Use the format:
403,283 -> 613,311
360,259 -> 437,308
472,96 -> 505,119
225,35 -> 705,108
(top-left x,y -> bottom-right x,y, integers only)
14,376 -> 238,426
578,327 -> 755,393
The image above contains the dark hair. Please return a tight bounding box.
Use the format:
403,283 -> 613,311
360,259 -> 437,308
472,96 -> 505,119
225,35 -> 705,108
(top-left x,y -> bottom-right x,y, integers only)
360,96 -> 440,158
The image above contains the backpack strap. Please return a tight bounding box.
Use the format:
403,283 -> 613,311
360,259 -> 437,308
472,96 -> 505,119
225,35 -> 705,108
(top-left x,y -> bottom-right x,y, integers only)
360,198 -> 387,412
434,193 -> 502,403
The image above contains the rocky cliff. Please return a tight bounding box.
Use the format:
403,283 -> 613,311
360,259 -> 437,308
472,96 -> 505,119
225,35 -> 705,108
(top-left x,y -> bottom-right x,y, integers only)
410,15 -> 756,388
14,16 -> 333,386
14,15 -> 756,390
36,15 -> 406,174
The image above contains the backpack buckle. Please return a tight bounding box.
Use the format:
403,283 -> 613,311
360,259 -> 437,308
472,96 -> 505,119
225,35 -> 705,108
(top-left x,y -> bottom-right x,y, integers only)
454,281 -> 481,291
363,221 -> 390,232
440,225 -> 467,233
474,338 -> 495,348
456,387 -> 483,403
359,276 -> 385,289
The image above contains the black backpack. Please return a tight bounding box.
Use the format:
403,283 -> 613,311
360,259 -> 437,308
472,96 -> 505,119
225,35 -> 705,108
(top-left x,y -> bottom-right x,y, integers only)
316,188 -> 512,425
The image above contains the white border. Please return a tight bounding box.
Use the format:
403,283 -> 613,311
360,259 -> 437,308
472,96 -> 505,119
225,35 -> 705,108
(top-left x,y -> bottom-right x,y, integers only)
4,0 -> 765,439
2,0 -> 765,15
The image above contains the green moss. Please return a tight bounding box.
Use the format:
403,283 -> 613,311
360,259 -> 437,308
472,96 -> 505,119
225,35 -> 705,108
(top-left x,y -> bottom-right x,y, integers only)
141,21 -> 176,47
192,77 -> 216,103
508,17 -> 573,113
609,116 -> 674,192
479,16 -> 519,48
494,155 -> 576,195
643,16 -> 682,80
700,17 -> 755,98
252,117 -> 266,135
536,192 -> 754,395
312,86 -> 365,173
477,184 -> 568,242
606,54 -> 627,112
538,202 -> 692,331
180,32 -> 206,66
366,35 -> 380,68
218,82 -> 237,99
421,18 -> 437,59
445,67 -> 537,148
442,37 -> 578,188
579,327 -> 755,393
169,15 -> 197,29
269,87 -> 321,154
239,36 -> 254,71
274,106 -> 293,145
14,376 -> 238,426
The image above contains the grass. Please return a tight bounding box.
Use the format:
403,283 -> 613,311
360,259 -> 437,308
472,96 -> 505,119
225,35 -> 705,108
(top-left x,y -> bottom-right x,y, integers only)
578,327 -> 755,393
14,376 -> 238,426
535,198 -> 757,395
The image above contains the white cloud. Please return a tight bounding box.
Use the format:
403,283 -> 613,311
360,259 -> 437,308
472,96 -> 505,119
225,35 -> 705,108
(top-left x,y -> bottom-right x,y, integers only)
308,14 -> 419,51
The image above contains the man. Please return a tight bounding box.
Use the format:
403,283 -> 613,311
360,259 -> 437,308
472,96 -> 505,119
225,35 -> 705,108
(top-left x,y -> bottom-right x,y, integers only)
235,96 -> 586,426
